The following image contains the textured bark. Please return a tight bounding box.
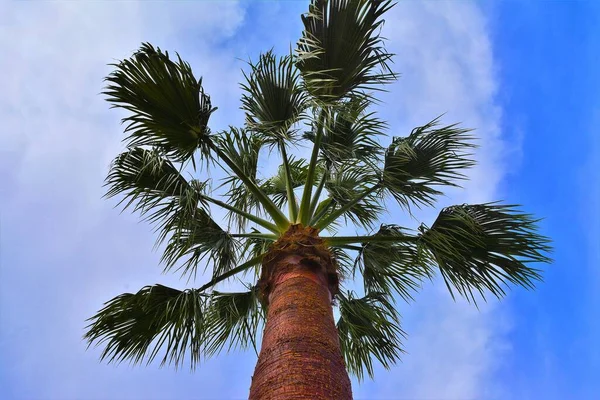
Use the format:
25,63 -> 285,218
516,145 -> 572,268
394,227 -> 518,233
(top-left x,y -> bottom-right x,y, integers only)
249,225 -> 352,400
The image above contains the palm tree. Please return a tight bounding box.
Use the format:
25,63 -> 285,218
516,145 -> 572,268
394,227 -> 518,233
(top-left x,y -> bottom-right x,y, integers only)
84,1 -> 551,399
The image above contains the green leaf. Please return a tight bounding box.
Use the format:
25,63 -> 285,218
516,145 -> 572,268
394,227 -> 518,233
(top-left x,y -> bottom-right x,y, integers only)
105,147 -> 201,241
204,287 -> 264,357
216,128 -> 265,230
355,225 -> 431,301
261,157 -> 312,208
304,96 -> 385,165
209,128 -> 290,231
198,253 -> 266,293
336,290 -> 405,380
104,147 -> 238,279
383,117 -> 476,209
105,147 -> 190,211
104,43 -> 216,163
324,164 -> 383,229
161,208 -> 239,282
297,0 -> 397,102
84,284 -> 208,369
241,50 -> 308,143
419,203 -> 552,302
84,285 -> 265,370
330,246 -> 354,281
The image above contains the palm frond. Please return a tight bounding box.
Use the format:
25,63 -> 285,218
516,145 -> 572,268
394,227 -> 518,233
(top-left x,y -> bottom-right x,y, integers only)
336,290 -> 405,380
240,229 -> 274,280
84,284 -> 208,369
104,43 -> 216,163
261,157 -> 312,208
105,147 -> 191,212
242,229 -> 274,259
210,127 -> 290,231
382,118 -> 476,209
355,225 -> 431,302
216,128 -> 264,230
297,0 -> 397,102
198,254 -> 267,293
304,96 -> 385,165
241,50 -> 308,143
105,147 -> 238,280
323,164 -> 383,229
105,146 -> 200,240
330,246 -> 354,281
204,287 -> 264,357
85,285 -> 265,370
418,203 -> 552,302
161,207 -> 239,282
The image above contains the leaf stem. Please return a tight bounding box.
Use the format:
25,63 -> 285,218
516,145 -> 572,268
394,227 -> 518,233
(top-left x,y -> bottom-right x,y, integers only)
314,183 -> 381,230
208,138 -> 289,231
308,164 -> 328,221
198,254 -> 265,292
309,199 -> 335,226
297,108 -> 327,225
200,195 -> 280,234
323,235 -> 417,246
279,142 -> 299,221
231,233 -> 278,240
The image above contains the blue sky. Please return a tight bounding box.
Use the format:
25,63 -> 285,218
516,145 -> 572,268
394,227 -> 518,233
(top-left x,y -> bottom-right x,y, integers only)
0,1 -> 598,399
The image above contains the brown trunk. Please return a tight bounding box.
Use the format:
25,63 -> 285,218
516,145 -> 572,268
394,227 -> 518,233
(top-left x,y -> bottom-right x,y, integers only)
249,225 -> 352,400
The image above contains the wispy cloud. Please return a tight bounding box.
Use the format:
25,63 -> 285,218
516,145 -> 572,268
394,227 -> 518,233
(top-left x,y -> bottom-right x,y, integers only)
0,1 -> 513,399
351,2 -> 512,399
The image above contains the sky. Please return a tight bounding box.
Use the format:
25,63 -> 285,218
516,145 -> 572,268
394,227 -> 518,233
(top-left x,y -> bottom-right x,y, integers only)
0,0 -> 598,399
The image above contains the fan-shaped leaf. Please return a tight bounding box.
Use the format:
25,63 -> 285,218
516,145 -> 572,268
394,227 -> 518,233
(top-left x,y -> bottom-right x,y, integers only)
336,290 -> 405,380
418,203 -> 552,302
297,0 -> 397,101
241,51 -> 308,143
161,208 -> 239,281
304,96 -> 385,165
85,284 -> 265,370
261,157 -> 312,208
355,225 -> 431,301
105,147 -> 190,212
383,118 -> 476,208
84,284 -> 208,369
104,43 -> 216,163
324,164 -> 383,229
216,128 -> 264,229
105,147 -> 238,279
204,287 -> 264,357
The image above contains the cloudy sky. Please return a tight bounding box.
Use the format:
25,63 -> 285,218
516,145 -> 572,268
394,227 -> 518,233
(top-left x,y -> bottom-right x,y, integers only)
0,1 -> 598,399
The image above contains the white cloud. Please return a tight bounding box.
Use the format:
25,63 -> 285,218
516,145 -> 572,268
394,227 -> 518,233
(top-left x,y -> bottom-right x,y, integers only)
0,1 -> 514,399
349,2 -> 512,399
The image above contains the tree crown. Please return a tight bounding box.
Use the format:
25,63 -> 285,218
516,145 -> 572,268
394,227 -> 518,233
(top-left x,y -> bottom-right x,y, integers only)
85,0 -> 552,381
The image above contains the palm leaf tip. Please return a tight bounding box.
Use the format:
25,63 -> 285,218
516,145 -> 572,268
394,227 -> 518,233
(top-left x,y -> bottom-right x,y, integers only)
216,128 -> 264,230
241,50 -> 308,143
204,288 -> 264,357
419,203 -> 552,302
356,224 -> 431,302
296,0 -> 397,102
104,43 -> 217,162
382,118 -> 477,208
336,290 -> 405,381
161,209 -> 239,281
304,96 -> 386,165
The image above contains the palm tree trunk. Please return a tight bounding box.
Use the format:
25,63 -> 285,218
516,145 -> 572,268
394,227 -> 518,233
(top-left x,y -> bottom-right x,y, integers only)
249,225 -> 352,400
